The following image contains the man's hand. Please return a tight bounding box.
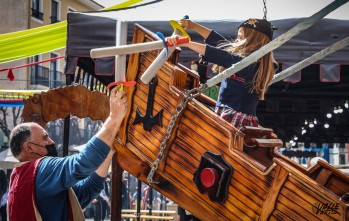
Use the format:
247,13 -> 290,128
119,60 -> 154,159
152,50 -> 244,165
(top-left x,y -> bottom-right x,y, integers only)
95,84 -> 129,148
109,85 -> 128,121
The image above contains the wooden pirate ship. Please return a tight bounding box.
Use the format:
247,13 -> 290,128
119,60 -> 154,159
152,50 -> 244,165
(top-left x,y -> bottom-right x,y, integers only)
22,23 -> 349,220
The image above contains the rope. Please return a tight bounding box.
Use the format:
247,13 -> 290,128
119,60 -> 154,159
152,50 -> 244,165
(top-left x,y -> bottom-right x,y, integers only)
0,56 -> 64,72
204,0 -> 349,88
0,56 -> 64,81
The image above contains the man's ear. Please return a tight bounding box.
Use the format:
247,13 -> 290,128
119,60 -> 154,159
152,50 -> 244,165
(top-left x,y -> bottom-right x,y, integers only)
23,141 -> 32,153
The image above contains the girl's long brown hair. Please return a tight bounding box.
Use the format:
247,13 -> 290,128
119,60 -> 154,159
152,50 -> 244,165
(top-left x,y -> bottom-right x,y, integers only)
212,27 -> 277,100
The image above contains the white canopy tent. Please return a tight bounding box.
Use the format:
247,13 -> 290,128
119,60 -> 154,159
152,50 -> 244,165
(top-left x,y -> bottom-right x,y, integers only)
95,0 -> 349,21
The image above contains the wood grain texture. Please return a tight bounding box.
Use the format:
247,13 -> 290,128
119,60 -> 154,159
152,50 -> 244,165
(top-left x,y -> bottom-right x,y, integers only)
22,85 -> 109,127
122,24 -> 348,221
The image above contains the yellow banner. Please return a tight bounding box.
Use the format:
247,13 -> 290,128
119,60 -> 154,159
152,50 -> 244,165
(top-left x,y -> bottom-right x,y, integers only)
0,0 -> 144,64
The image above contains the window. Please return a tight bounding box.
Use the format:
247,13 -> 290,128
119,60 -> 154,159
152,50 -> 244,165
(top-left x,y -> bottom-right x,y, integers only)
31,0 -> 43,20
30,55 -> 50,87
30,55 -> 40,84
50,53 -> 64,88
50,0 -> 60,24
50,53 -> 58,88
31,55 -> 39,81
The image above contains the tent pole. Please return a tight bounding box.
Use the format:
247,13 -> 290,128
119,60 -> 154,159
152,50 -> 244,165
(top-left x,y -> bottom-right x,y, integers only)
115,20 -> 128,82
271,36 -> 349,84
205,0 -> 349,88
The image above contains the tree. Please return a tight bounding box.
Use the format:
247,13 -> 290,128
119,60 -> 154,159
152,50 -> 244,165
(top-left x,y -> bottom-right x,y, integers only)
0,107 -> 23,145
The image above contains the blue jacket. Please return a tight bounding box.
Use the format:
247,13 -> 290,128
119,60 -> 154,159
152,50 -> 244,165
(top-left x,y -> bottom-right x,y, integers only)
35,136 -> 109,220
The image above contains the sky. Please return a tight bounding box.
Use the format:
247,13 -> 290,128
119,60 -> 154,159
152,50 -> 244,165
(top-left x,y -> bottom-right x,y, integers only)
93,0 -> 349,21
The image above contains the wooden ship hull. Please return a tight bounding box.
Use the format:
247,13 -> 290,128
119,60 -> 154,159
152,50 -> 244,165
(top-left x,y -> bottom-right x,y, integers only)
23,24 -> 349,221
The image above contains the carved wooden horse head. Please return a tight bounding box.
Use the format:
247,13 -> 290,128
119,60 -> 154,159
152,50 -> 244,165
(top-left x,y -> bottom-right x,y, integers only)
23,85 -> 110,127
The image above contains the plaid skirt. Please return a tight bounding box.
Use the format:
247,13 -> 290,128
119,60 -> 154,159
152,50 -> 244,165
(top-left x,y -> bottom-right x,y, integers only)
215,106 -> 259,128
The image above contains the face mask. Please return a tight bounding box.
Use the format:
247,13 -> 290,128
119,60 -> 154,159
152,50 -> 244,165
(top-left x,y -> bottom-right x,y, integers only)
29,142 -> 58,157
45,144 -> 58,157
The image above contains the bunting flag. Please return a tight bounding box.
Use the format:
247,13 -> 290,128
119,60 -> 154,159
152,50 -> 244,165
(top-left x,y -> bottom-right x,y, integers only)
0,99 -> 24,107
0,56 -> 64,81
0,0 -> 145,64
0,90 -> 47,107
320,63 -> 340,82
0,89 -> 46,98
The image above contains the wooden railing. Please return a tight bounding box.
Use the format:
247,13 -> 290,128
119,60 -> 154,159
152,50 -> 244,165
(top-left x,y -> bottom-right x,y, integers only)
121,209 -> 176,220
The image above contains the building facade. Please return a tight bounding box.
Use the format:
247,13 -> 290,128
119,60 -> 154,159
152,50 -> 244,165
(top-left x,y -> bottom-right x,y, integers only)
0,0 -> 103,90
0,0 -> 103,150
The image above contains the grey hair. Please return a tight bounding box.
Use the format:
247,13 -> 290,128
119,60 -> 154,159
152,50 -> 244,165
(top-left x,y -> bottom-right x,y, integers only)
9,123 -> 32,158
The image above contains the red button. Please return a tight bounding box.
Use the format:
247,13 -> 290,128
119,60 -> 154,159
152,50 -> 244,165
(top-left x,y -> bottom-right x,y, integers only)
200,168 -> 218,188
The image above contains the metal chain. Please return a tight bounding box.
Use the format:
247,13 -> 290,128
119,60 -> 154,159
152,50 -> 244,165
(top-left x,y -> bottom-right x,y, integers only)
263,0 -> 267,20
147,86 -> 206,184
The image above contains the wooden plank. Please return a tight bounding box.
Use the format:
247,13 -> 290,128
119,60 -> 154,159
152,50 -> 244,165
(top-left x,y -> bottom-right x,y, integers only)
140,56 -> 173,86
326,177 -> 349,197
315,168 -> 332,186
132,85 -> 172,123
269,209 -> 293,221
167,143 -> 198,173
274,200 -> 310,221
121,214 -> 174,220
165,144 -> 265,218
168,142 -> 264,213
173,125 -> 271,196
260,165 -> 289,221
274,158 -> 342,203
122,209 -> 176,214
279,186 -> 335,221
240,126 -> 274,138
176,123 -> 272,193
315,161 -> 349,196
285,176 -> 343,221
168,137 -> 266,208
163,159 -> 243,220
180,113 -> 231,149
184,105 -> 236,141
251,138 -> 283,148
163,166 -> 242,221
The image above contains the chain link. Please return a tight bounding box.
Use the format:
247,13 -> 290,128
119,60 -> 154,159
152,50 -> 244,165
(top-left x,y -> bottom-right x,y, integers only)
147,86 -> 206,184
263,0 -> 267,20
